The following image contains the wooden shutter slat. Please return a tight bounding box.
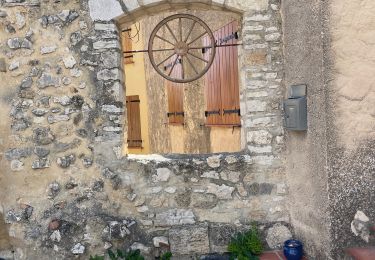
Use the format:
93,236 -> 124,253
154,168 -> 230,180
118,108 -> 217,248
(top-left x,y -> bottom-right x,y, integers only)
204,21 -> 240,126
166,55 -> 184,124
127,95 -> 142,148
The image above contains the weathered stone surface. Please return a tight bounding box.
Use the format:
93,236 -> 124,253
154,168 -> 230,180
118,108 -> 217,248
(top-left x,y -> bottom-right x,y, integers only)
169,224 -> 209,255
7,37 -> 32,49
63,55 -> 76,69
47,115 -> 70,124
53,96 -> 71,106
33,127 -> 54,145
266,224 -> 292,249
201,171 -> 220,179
351,210 -> 370,242
206,183 -> 235,199
48,182 -> 61,198
20,77 -> 33,89
32,108 -> 48,116
88,0 -> 124,21
247,130 -> 272,145
248,183 -> 274,195
152,168 -> 171,182
38,73 -> 61,88
209,223 -> 237,253
11,160 -> 24,171
56,154 -> 76,168
40,45 -> 57,54
153,236 -> 169,247
220,171 -> 241,183
71,243 -> 85,255
154,209 -> 195,227
97,68 -> 122,81
130,242 -> 150,255
207,155 -> 221,168
31,158 -> 50,169
191,193 -> 218,209
9,61 -> 20,71
5,148 -> 32,160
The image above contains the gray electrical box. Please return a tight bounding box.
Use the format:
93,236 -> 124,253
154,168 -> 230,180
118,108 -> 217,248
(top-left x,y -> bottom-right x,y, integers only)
283,85 -> 307,131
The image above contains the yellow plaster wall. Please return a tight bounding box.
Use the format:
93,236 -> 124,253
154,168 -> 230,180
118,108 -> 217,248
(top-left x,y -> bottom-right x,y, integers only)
123,24 -> 150,154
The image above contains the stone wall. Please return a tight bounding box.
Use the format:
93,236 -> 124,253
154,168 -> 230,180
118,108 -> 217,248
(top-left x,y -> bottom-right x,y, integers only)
0,0 -> 289,259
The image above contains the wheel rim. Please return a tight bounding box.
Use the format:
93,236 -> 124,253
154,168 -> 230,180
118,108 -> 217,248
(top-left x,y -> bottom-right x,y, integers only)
148,14 -> 216,83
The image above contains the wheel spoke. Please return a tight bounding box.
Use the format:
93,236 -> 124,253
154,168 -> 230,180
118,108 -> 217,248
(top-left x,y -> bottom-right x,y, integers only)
179,18 -> 183,42
151,48 -> 175,52
186,55 -> 199,75
187,51 -> 209,63
187,31 -> 208,46
168,55 -> 180,77
184,21 -> 196,42
165,22 -> 178,43
156,52 -> 176,67
181,56 -> 185,79
155,35 -> 175,46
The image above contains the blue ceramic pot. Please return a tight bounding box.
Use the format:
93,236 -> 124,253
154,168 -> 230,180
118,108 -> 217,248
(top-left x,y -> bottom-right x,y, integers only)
283,239 -> 303,260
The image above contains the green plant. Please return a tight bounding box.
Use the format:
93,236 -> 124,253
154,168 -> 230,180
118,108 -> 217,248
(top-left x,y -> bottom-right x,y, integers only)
160,251 -> 172,260
108,249 -> 144,260
227,224 -> 263,260
89,255 -> 104,260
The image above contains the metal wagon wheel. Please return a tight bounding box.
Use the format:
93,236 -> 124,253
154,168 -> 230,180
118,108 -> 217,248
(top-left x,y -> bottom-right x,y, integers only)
148,14 -> 216,83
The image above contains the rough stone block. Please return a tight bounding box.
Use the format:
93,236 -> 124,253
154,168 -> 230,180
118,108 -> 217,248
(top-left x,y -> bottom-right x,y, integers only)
154,209 -> 195,227
169,224 -> 209,255
88,0 -> 124,21
266,223 -> 292,249
209,223 -> 237,253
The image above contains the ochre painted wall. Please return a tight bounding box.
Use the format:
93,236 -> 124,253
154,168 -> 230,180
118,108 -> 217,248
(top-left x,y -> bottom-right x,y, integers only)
123,24 -> 151,154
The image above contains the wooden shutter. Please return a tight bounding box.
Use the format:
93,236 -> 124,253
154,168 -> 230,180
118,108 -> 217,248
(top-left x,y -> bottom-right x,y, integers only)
123,28 -> 134,64
166,55 -> 184,124
126,95 -> 142,148
204,21 -> 240,126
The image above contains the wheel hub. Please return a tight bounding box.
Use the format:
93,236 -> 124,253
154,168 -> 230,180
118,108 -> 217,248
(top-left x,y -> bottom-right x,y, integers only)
175,41 -> 188,56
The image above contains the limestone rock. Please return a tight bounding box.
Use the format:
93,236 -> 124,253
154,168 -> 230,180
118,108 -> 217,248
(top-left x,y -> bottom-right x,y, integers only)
50,230 -> 61,242
201,171 -> 219,179
56,154 -> 75,168
153,236 -> 169,247
32,108 -> 48,116
169,224 -> 209,255
207,155 -> 221,168
38,73 -> 61,88
40,45 -> 57,54
7,37 -> 32,49
33,127 -> 55,145
152,168 -> 171,182
220,171 -> 241,183
247,130 -> 272,145
63,55 -> 76,69
191,193 -> 218,209
34,147 -> 50,157
154,209 -> 195,227
9,61 -> 20,71
351,210 -> 370,242
5,147 -> 32,160
266,224 -> 292,249
11,160 -> 24,171
47,114 -> 70,124
71,243 -> 85,255
206,183 -> 235,199
32,158 -> 50,169
48,182 -> 61,198
20,77 -> 33,89
15,12 -> 26,29
130,242 -> 150,254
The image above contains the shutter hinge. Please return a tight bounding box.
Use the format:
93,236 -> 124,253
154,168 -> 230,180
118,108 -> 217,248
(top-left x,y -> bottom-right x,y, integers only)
205,110 -> 221,117
223,109 -> 240,116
